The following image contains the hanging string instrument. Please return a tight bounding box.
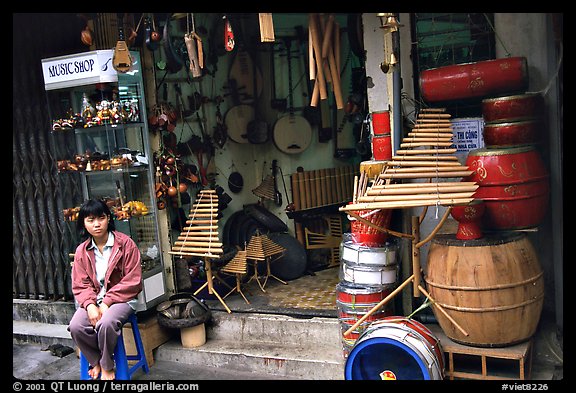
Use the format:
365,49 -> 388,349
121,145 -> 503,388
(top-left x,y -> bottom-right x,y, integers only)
112,13 -> 133,73
272,38 -> 312,154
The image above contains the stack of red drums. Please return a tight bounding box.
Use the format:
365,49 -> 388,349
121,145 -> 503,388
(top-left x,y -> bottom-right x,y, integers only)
370,110 -> 393,161
419,56 -> 550,231
465,92 -> 550,231
482,93 -> 545,148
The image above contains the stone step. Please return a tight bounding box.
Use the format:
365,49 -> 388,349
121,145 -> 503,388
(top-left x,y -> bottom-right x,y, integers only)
13,299 -> 76,325
207,311 -> 342,347
13,300 -> 348,380
13,320 -> 74,348
154,338 -> 345,380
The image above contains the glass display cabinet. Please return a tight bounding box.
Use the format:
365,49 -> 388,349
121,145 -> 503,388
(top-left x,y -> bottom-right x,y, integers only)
43,49 -> 167,311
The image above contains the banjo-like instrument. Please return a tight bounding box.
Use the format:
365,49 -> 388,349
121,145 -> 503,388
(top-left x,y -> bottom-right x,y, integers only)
273,38 -> 312,155
112,13 -> 133,73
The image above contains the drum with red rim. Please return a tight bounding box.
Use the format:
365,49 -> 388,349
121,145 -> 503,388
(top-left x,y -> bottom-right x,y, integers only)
482,93 -> 544,123
483,120 -> 542,147
465,146 -> 550,230
419,57 -> 528,102
345,316 -> 444,380
371,111 -> 391,136
337,282 -> 395,357
372,134 -> 392,161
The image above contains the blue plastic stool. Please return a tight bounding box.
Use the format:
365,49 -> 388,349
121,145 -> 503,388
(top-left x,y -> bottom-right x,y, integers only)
80,313 -> 150,380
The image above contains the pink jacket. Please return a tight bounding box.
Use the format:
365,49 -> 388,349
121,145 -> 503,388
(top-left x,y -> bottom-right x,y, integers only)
72,230 -> 142,309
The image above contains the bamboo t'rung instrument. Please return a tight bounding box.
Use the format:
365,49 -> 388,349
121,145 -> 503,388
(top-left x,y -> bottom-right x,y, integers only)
169,189 -> 223,257
340,108 -> 479,212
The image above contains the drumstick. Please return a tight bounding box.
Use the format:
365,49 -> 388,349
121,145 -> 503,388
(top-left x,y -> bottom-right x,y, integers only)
317,14 -> 331,84
418,285 -> 469,337
344,274 -> 415,336
311,77 -> 320,107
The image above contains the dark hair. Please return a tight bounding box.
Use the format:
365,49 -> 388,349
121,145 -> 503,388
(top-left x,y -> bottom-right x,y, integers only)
76,199 -> 116,240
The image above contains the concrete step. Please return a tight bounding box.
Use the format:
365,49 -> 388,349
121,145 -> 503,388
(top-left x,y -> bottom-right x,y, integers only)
13,299 -> 76,325
13,320 -> 74,348
157,310 -> 346,380
13,300 -> 347,380
155,338 -> 345,380
207,311 -> 342,347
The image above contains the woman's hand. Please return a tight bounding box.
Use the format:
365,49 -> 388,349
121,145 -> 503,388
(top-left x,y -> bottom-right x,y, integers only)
99,303 -> 109,315
86,303 -> 101,327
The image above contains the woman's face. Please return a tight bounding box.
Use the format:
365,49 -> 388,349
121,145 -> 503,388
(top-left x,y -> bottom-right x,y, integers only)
84,213 -> 109,238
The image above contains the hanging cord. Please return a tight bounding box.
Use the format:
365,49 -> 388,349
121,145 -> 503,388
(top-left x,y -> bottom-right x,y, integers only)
178,192 -> 199,253
207,192 -> 214,256
529,41 -> 563,97
483,13 -> 511,57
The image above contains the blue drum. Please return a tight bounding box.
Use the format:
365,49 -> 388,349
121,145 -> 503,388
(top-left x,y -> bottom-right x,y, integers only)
344,317 -> 444,380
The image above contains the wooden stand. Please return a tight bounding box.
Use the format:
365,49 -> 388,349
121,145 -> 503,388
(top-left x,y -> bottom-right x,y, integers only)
193,257 -> 232,313
429,324 -> 533,380
169,189 -> 232,313
220,250 -> 250,304
245,232 -> 287,292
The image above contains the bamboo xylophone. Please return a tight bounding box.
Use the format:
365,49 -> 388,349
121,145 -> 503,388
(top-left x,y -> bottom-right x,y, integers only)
341,108 -> 478,212
169,189 -> 224,258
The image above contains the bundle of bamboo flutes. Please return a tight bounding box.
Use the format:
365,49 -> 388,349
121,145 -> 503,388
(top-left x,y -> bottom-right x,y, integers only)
308,13 -> 344,110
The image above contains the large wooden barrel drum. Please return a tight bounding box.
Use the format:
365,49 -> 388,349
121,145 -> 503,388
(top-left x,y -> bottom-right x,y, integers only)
425,233 -> 544,347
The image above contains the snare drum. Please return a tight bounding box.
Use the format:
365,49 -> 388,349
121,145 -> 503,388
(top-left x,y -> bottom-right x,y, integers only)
345,316 -> 444,380
340,240 -> 398,267
340,263 -> 398,286
336,282 -> 395,355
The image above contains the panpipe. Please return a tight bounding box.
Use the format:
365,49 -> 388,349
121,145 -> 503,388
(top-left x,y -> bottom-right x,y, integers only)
290,165 -> 358,211
341,109 -> 478,212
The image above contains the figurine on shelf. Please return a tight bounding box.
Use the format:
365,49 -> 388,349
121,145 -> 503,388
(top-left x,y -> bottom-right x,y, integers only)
126,99 -> 139,122
96,100 -> 112,124
110,100 -> 124,124
81,93 -> 96,127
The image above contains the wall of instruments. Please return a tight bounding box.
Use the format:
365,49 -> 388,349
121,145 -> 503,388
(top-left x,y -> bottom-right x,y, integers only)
135,13 -> 362,239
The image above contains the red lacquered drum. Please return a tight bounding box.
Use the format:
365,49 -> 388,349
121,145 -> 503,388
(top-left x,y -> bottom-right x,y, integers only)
372,134 -> 392,160
345,316 -> 444,380
348,209 -> 392,246
482,93 -> 544,123
450,199 -> 485,240
371,111 -> 391,135
465,146 -> 550,230
419,57 -> 528,103
483,120 -> 542,147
